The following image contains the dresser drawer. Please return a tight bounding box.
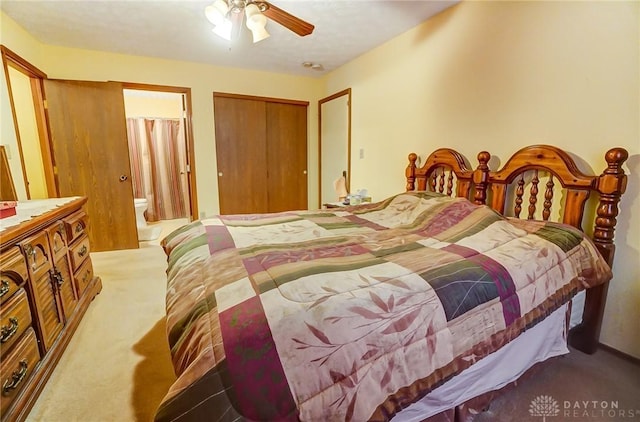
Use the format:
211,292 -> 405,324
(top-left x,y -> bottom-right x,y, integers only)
0,289 -> 32,355
55,255 -> 78,320
19,231 -> 52,280
74,258 -> 94,297
30,271 -> 63,353
0,328 -> 40,416
0,247 -> 28,306
45,221 -> 68,262
68,235 -> 90,271
63,210 -> 88,245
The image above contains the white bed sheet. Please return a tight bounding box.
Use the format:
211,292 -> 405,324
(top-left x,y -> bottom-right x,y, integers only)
393,303 -> 570,421
569,290 -> 585,328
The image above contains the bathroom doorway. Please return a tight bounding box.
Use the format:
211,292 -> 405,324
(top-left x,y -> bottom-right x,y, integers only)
122,84 -> 197,241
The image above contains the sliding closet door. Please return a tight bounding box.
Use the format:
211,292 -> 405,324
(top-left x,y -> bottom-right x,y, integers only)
44,80 -> 138,251
214,93 -> 308,215
214,95 -> 268,214
266,102 -> 307,212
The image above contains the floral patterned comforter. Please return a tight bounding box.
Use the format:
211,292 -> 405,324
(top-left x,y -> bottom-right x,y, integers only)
155,192 -> 611,422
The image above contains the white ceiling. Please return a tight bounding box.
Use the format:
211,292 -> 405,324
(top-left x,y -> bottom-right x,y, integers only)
1,0 -> 459,77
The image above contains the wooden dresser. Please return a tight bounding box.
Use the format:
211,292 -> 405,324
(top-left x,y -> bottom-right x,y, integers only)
0,197 -> 102,421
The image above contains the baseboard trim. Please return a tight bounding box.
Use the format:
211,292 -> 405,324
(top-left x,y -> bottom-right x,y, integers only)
598,342 -> 640,366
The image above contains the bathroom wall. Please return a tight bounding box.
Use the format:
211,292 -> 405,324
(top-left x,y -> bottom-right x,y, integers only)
123,91 -> 183,119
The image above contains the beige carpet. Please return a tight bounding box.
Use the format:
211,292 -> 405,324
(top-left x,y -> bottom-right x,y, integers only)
26,221 -> 185,422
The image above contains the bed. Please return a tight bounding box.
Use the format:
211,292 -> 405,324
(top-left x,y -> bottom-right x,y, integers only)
155,145 -> 628,422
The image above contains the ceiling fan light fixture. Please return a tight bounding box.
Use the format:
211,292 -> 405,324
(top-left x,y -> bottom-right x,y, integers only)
246,12 -> 267,29
244,3 -> 260,20
205,0 -> 230,26
245,4 -> 269,43
212,19 -> 233,41
206,0 -> 312,42
249,25 -> 270,43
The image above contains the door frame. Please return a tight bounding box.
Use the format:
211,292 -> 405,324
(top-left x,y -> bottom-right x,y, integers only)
122,82 -> 199,221
1,45 -> 57,199
318,88 -> 351,207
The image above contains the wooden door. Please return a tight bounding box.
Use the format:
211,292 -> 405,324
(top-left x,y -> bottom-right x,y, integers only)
43,80 -> 138,251
266,102 -> 308,212
214,93 -> 308,215
214,95 -> 268,214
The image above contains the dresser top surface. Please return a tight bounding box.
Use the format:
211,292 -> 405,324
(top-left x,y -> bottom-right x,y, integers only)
0,197 -> 85,246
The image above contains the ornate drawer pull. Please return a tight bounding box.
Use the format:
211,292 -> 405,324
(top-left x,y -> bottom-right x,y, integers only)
78,245 -> 88,257
24,244 -> 37,271
2,360 -> 28,396
0,318 -> 19,343
75,223 -> 83,233
50,269 -> 64,287
0,280 -> 9,298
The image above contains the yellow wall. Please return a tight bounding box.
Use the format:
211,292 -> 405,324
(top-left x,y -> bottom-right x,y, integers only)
323,1 -> 640,358
123,93 -> 183,119
0,12 -> 45,69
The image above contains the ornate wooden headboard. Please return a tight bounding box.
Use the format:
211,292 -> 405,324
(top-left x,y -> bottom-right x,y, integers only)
405,148 -> 475,198
406,144 -> 629,354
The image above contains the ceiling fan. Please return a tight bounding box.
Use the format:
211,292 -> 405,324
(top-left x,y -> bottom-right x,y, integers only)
205,0 -> 315,43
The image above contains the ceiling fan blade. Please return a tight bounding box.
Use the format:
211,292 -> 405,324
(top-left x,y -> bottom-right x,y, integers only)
261,2 -> 314,36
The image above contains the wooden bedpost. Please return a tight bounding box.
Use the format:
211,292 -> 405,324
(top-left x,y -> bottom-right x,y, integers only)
569,147 -> 628,354
406,153 -> 418,191
593,147 -> 628,264
473,151 -> 490,205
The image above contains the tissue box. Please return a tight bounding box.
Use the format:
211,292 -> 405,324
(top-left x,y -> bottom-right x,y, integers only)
0,201 -> 17,219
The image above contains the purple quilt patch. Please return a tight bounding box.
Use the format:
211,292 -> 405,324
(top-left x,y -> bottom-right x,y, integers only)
205,224 -> 236,255
344,214 -> 388,231
219,296 -> 298,421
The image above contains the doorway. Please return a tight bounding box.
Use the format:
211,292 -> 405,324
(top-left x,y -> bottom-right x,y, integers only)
122,84 -> 197,240
1,45 -> 56,200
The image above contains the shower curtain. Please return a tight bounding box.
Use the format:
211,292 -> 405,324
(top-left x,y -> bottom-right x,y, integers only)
126,118 -> 188,222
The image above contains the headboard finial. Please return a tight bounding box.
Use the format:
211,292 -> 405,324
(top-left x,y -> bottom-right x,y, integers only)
406,153 -> 418,191
473,151 -> 491,205
604,148 -> 629,174
477,151 -> 491,164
